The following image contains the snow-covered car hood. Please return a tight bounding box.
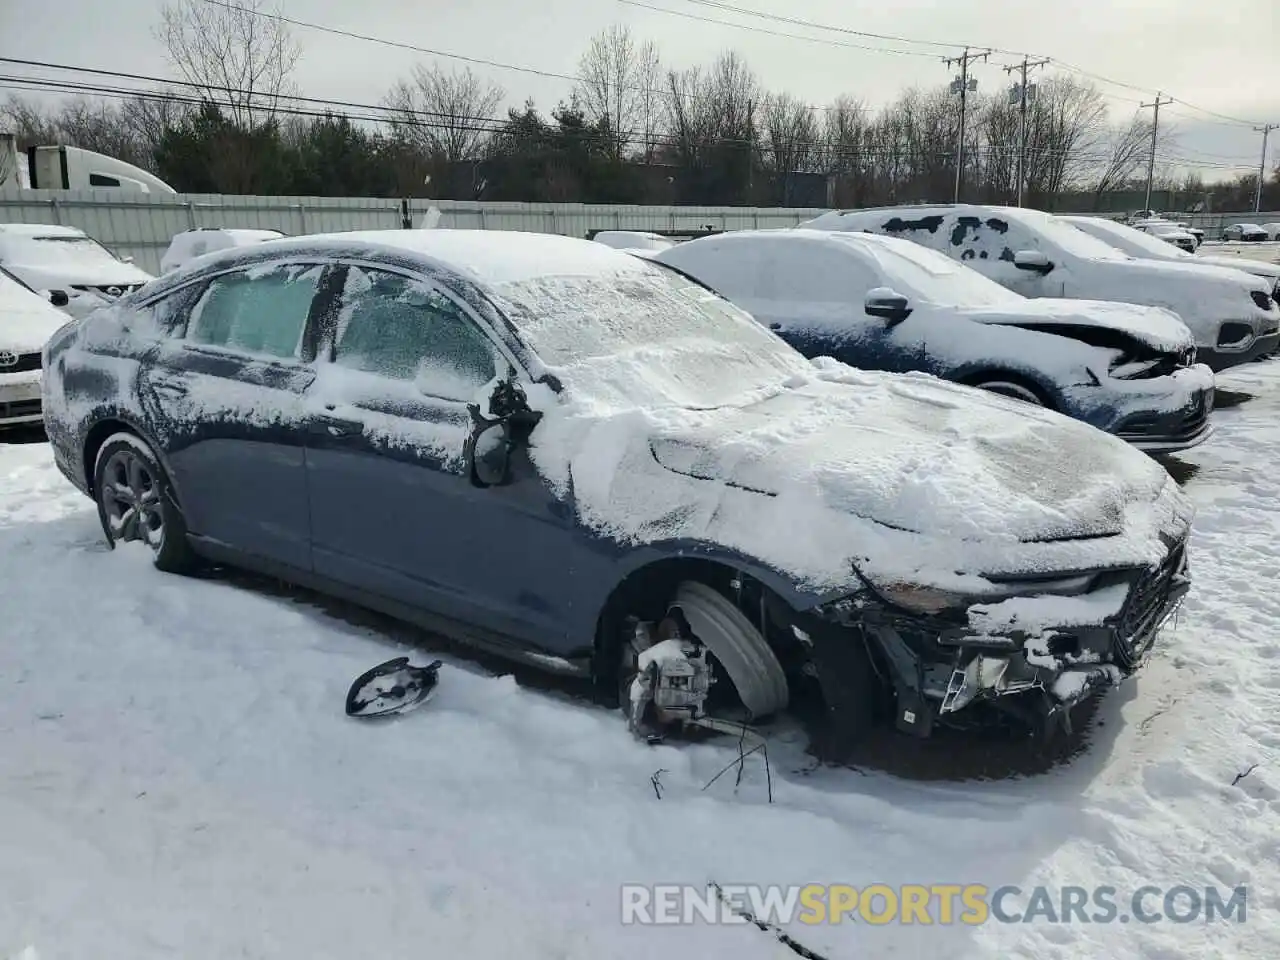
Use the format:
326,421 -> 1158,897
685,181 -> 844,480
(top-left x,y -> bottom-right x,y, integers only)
949,298 -> 1194,353
0,276 -> 73,353
1194,255 -> 1280,282
539,360 -> 1191,597
1087,255 -> 1272,324
649,371 -> 1166,543
5,260 -> 154,290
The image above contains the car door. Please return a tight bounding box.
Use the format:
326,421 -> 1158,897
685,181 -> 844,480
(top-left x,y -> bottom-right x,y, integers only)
945,214 -> 1066,299
754,238 -> 926,372
304,262 -> 582,652
136,259 -> 335,571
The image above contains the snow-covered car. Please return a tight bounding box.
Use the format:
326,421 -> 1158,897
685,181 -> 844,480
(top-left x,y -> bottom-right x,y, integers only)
0,224 -> 153,319
1261,222 -> 1280,241
40,230 -> 1194,750
0,267 -> 72,428
655,229 -> 1213,454
1131,219 -> 1198,253
591,230 -> 676,253
1062,215 -> 1280,301
1222,223 -> 1269,242
160,227 -> 285,273
800,205 -> 1280,371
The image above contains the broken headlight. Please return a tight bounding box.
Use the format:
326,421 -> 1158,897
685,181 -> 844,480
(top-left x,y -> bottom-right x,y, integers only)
874,572 -> 1099,618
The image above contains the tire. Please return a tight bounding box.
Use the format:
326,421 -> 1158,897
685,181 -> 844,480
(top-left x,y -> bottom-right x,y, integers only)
970,377 -> 1047,407
93,432 -> 197,574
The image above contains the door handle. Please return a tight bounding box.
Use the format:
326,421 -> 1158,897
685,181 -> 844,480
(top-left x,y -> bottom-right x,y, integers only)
313,415 -> 363,439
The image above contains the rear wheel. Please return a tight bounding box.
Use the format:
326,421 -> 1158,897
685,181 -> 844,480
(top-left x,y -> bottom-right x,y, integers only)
970,377 -> 1047,406
93,433 -> 196,573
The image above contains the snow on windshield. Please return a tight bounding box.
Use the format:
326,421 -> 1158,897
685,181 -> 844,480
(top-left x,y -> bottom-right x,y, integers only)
1065,219 -> 1180,259
851,236 -> 1026,307
3,235 -> 124,269
1021,212 -> 1131,261
492,264 -> 810,410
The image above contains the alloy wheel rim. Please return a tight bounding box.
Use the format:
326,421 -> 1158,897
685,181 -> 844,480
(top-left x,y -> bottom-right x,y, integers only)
100,449 -> 165,552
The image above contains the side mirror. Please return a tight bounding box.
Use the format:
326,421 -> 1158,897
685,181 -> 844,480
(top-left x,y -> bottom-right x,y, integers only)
469,420 -> 511,487
1013,250 -> 1054,275
864,286 -> 912,326
48,289 -> 70,307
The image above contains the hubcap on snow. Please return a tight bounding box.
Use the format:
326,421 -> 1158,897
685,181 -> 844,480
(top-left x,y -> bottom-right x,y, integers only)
100,449 -> 165,551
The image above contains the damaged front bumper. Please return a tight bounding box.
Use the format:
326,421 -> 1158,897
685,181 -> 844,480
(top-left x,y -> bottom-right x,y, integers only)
798,539 -> 1191,740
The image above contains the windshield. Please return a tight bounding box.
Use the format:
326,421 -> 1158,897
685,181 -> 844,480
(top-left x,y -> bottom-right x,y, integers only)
1013,211 -> 1130,261
5,235 -> 125,268
492,262 -> 811,409
855,237 -> 1025,307
1067,219 -> 1185,259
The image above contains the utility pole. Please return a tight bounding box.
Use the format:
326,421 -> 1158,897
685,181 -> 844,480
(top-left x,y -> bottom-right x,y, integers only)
1003,56 -> 1049,207
1140,92 -> 1173,212
1254,123 -> 1276,213
945,47 -> 990,203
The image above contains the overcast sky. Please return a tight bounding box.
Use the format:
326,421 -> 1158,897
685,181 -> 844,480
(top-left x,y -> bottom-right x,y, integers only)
2,0 -> 1278,181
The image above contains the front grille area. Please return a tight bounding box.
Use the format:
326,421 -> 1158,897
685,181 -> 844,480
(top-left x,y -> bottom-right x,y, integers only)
1114,540 -> 1187,666
0,398 -> 41,421
0,352 -> 42,373
70,283 -> 145,298
1115,393 -> 1209,441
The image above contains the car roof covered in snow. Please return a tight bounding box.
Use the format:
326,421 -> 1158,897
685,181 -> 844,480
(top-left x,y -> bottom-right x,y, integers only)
156,229 -> 654,291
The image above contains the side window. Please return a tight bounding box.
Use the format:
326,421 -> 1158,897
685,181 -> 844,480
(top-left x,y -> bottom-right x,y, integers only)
948,215 -> 1037,267
761,241 -> 878,302
132,283 -> 204,337
186,263 -> 322,359
333,267 -> 498,401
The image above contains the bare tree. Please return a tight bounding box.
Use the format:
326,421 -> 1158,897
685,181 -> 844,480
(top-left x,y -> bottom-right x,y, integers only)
1,96 -> 59,150
1091,111 -> 1155,203
759,92 -> 820,175
155,0 -> 301,127
383,64 -> 504,163
574,25 -> 662,160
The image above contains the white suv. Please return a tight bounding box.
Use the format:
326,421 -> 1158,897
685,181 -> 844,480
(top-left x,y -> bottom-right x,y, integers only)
802,204 -> 1280,370
0,267 -> 72,428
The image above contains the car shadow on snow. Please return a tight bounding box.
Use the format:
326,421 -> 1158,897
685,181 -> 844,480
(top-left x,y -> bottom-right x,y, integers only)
1212,387 -> 1256,409
202,563 -> 1134,784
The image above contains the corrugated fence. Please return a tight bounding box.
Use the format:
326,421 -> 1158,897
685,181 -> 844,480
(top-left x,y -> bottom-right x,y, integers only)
2,187 -> 1278,276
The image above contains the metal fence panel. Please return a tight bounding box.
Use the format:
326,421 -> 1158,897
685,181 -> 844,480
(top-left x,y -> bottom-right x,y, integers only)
3,188 -> 1277,276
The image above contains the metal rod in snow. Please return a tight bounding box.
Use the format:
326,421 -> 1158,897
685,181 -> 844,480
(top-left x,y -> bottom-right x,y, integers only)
1255,124 -> 1276,213
1141,92 -> 1173,213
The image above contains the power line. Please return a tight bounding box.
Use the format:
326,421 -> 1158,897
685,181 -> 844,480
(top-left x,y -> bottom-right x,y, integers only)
669,1 -> 1274,126
617,0 -> 943,59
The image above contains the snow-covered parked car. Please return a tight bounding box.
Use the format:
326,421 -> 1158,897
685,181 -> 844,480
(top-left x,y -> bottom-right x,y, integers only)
1062,215 -> 1280,301
1222,223 -> 1269,242
1131,218 -> 1198,253
1261,223 -> 1280,241
0,224 -> 153,319
801,204 -> 1280,370
40,230 -> 1194,750
591,230 -> 676,253
160,227 -> 285,273
655,229 -> 1213,454
0,266 -> 72,428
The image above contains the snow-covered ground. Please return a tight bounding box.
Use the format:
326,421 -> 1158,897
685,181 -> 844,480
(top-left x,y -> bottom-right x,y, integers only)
3,364 -> 1279,959
1198,240 -> 1280,265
